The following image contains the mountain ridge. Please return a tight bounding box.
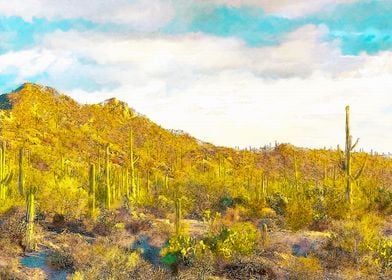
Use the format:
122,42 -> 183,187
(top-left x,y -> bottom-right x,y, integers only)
0,83 -> 390,201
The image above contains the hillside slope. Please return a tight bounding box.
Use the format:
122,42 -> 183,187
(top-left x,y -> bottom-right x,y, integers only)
0,83 -> 390,217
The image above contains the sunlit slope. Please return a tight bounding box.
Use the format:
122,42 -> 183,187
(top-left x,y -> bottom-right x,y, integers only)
0,83 -> 390,214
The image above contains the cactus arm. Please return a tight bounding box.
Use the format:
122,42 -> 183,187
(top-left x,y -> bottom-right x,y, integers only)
351,138 -> 360,151
354,156 -> 368,180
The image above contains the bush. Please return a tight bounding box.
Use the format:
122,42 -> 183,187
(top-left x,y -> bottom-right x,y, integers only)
373,238 -> 392,270
327,214 -> 384,266
267,192 -> 288,215
39,177 -> 88,219
374,188 -> 392,214
286,199 -> 314,231
70,243 -> 141,279
160,233 -> 195,268
207,222 -> 259,258
223,256 -> 277,280
125,219 -> 152,234
47,250 -> 74,270
0,206 -> 26,247
289,257 -> 324,280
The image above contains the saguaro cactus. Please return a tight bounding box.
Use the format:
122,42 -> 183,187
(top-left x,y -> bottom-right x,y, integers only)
89,163 -> 96,218
105,145 -> 112,209
261,223 -> 269,247
18,147 -> 25,197
256,172 -> 268,205
175,198 -> 182,235
129,128 -> 139,200
25,187 -> 36,251
0,141 -> 13,201
293,153 -> 300,188
344,106 -> 367,205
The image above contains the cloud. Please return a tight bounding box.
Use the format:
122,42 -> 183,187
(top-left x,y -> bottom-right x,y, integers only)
207,0 -> 358,17
0,23 -> 391,152
39,25 -> 370,79
0,0 -> 174,31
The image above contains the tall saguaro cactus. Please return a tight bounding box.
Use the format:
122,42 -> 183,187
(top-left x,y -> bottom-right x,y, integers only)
344,106 -> 367,205
18,147 -> 25,197
105,145 -> 112,209
89,163 -> 96,218
293,153 -> 300,188
25,186 -> 36,251
129,128 -> 139,200
175,198 -> 182,235
0,141 -> 13,201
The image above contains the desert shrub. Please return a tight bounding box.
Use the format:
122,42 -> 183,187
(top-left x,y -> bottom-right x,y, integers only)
328,214 -> 384,265
223,256 -> 277,280
289,257 -> 324,280
267,192 -> 288,215
177,250 -> 216,280
0,267 -> 23,280
70,243 -> 141,279
47,250 -> 74,270
0,206 -> 26,246
217,195 -> 248,213
92,211 -> 117,236
39,177 -> 88,219
286,199 -> 314,231
125,219 -> 152,234
371,238 -> 392,270
127,259 -> 171,280
374,188 -> 392,214
324,187 -> 350,219
206,222 -> 259,258
221,207 -> 242,226
72,258 -> 170,280
160,233 -> 196,268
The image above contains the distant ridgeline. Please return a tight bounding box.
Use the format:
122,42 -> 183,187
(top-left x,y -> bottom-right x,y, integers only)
0,82 -> 391,220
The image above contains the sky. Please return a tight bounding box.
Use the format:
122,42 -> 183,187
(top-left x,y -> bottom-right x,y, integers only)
0,0 -> 391,153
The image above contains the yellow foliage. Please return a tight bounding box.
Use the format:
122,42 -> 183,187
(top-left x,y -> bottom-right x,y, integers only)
289,257 -> 324,280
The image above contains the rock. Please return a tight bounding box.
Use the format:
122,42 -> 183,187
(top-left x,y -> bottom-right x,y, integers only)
292,239 -> 313,257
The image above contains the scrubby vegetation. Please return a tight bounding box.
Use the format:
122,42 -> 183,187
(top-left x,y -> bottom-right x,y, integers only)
0,83 -> 391,279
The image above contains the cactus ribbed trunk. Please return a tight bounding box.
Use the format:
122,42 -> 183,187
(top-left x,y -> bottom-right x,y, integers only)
130,128 -> 137,200
0,142 -> 5,201
343,106 -> 367,206
26,189 -> 35,251
89,164 -> 96,218
175,198 -> 182,235
105,145 -> 111,209
125,168 -> 130,199
262,173 -> 267,204
294,153 -> 299,189
165,174 -> 169,190
345,106 -> 353,204
0,141 -> 12,201
18,148 -> 25,197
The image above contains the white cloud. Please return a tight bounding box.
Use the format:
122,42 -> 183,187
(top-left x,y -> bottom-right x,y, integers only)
39,25 -> 368,79
0,24 -> 391,152
208,0 -> 358,17
0,0 -> 174,31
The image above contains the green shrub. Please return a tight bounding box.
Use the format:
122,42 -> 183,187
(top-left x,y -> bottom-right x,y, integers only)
160,233 -> 195,267
267,192 -> 288,215
286,199 -> 313,231
373,238 -> 392,270
207,222 -> 259,258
